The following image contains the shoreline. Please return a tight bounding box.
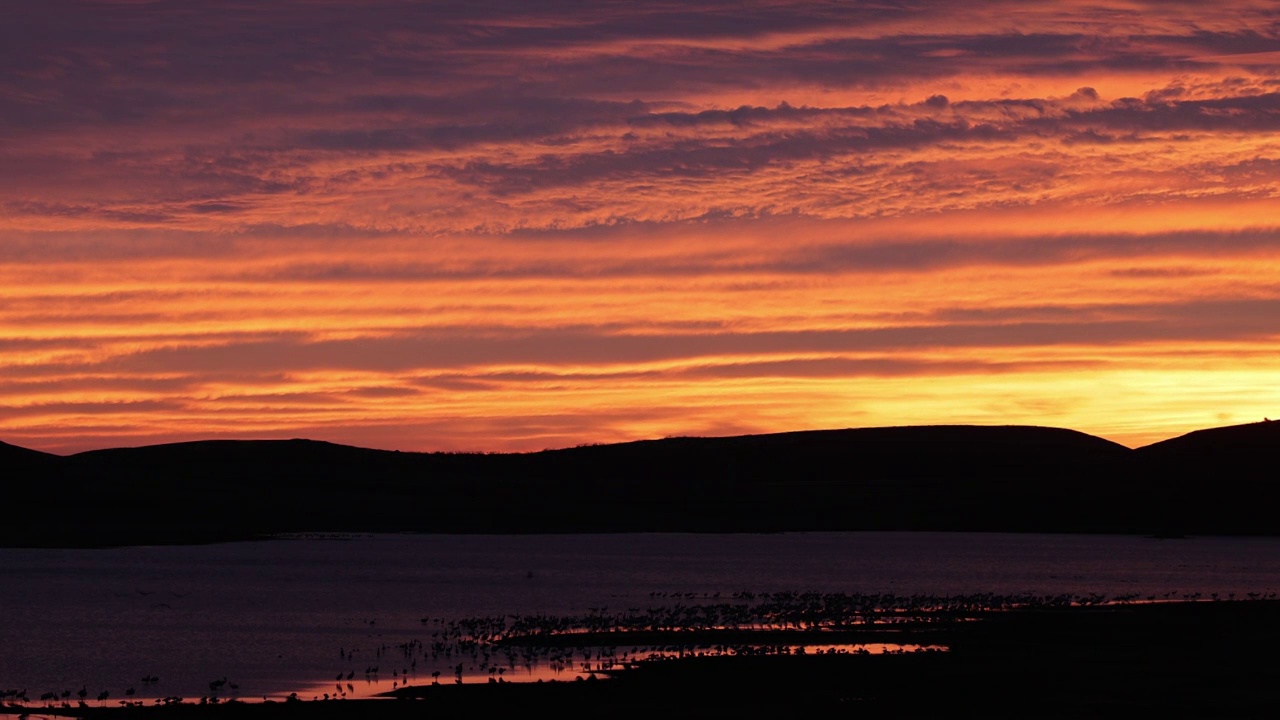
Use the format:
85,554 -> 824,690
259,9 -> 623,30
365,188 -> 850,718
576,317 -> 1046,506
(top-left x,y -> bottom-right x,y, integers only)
0,528 -> 1259,552
10,599 -> 1280,719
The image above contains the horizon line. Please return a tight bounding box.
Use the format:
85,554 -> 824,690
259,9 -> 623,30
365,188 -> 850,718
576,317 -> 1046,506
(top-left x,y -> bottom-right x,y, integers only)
8,418 -> 1276,458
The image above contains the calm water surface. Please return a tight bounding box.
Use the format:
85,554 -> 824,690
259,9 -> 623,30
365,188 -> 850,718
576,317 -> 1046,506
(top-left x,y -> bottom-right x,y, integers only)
3,531 -> 1279,704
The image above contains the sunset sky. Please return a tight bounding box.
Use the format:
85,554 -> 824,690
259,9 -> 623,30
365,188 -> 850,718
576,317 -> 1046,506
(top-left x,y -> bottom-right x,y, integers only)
4,1 -> 1280,455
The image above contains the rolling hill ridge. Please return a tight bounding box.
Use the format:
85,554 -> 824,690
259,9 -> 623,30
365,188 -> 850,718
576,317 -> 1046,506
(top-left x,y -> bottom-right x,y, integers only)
2,421 -> 1277,546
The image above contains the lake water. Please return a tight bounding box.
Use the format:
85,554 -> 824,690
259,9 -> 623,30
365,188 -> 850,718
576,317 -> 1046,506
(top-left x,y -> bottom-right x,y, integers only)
3,531 -> 1280,707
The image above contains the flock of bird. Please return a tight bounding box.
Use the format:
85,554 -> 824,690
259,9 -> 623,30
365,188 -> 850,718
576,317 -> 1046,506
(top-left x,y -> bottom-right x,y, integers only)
5,589 -> 1279,709
2,676 -> 165,710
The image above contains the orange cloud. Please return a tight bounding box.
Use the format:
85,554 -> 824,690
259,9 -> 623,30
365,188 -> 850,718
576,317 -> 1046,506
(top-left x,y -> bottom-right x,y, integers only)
3,1 -> 1280,454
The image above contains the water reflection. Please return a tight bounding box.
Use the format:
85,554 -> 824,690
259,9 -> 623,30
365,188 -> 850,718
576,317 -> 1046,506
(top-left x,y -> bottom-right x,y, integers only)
5,532 -> 1280,710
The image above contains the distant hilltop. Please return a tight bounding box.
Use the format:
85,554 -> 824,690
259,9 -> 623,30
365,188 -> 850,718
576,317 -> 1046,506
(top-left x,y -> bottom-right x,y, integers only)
2,421 -> 1278,547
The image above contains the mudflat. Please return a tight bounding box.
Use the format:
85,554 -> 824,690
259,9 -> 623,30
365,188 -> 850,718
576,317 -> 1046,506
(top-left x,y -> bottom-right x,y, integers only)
17,598 -> 1280,719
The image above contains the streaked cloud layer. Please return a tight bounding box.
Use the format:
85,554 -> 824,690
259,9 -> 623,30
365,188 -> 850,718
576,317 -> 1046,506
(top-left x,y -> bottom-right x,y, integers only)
4,0 -> 1280,453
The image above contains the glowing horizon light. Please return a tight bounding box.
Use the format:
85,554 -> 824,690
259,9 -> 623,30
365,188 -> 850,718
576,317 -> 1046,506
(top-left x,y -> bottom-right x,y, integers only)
3,1 -> 1280,454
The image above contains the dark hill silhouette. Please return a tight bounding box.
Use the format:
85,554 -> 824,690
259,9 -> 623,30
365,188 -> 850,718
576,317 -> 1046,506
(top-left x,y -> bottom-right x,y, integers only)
0,439 -> 59,467
2,441 -> 63,513
1137,419 -> 1280,462
2,421 -> 1275,546
1133,420 -> 1280,536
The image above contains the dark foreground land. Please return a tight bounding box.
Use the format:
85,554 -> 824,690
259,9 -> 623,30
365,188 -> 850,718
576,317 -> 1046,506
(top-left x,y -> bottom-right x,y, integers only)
4,420 -> 1280,546
16,599 -> 1280,719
